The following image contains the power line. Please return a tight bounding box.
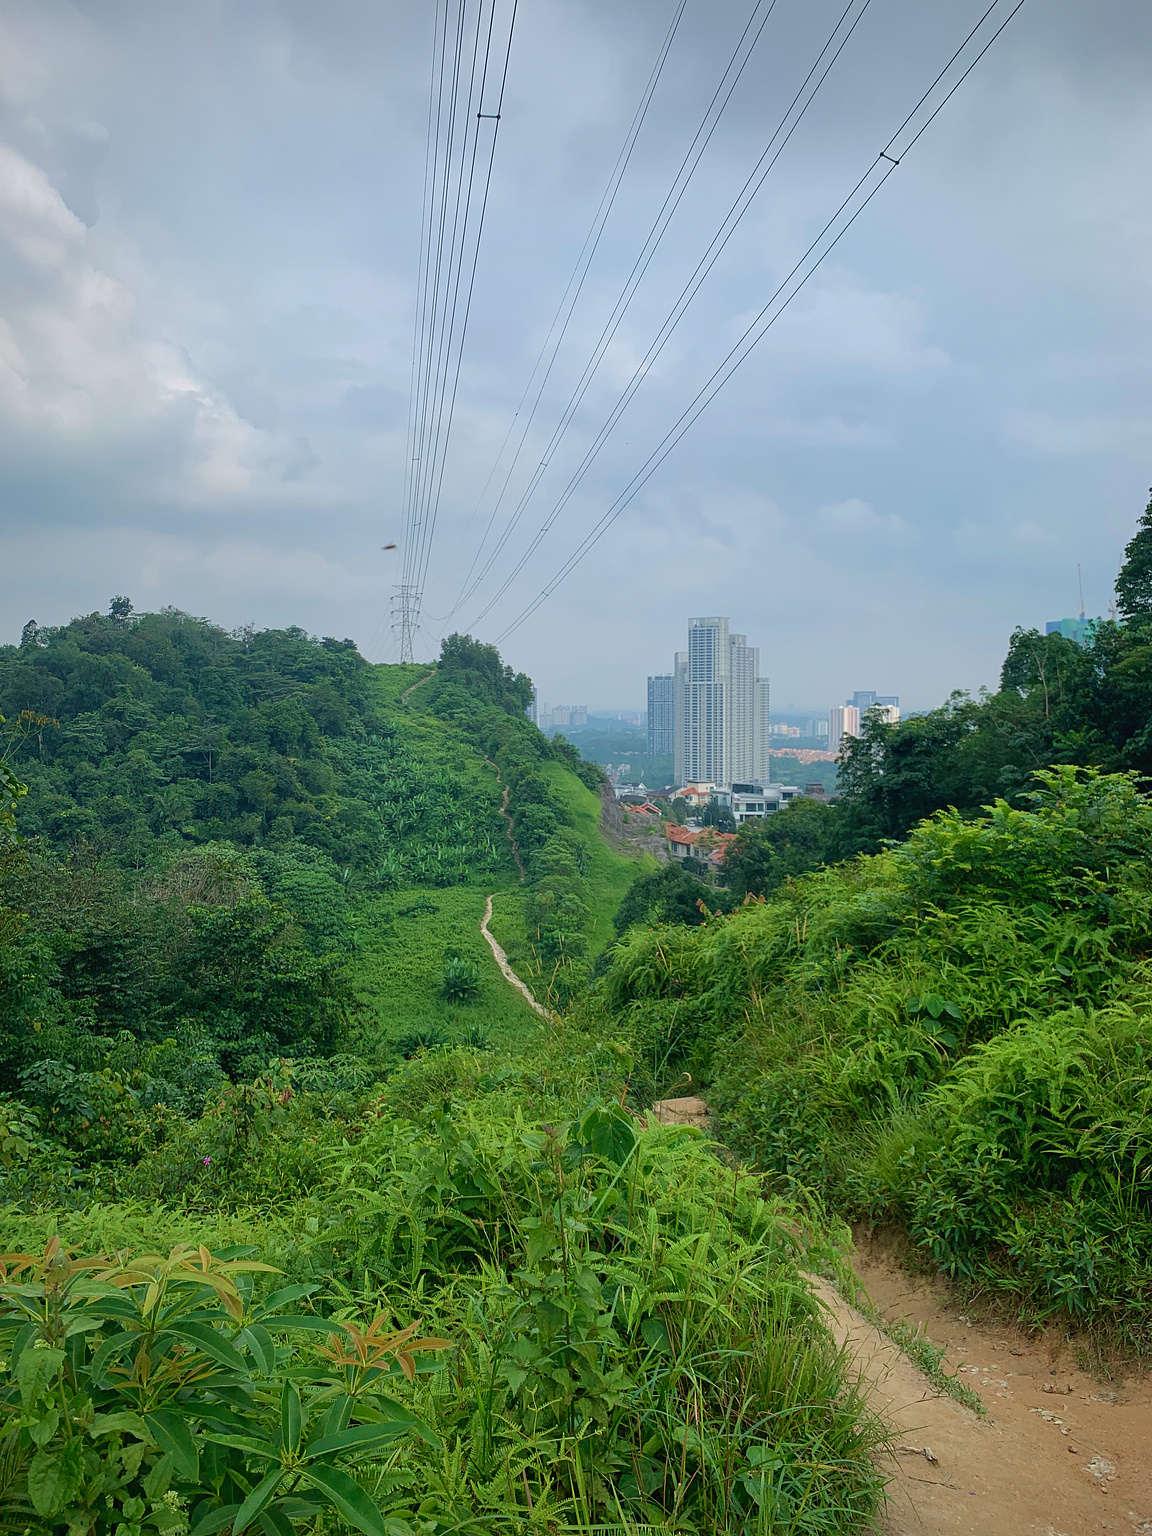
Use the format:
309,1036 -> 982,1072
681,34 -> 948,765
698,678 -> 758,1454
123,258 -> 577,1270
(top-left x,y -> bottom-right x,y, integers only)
466,0 -> 872,632
443,0 -> 789,627
432,0 -> 688,623
494,0 -> 1029,644
390,0 -> 518,660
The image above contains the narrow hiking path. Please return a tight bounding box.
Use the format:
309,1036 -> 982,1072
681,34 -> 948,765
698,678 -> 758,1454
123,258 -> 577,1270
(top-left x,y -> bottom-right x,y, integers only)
649,1099 -> 1152,1535
480,894 -> 552,1020
400,666 -> 436,704
483,758 -> 526,883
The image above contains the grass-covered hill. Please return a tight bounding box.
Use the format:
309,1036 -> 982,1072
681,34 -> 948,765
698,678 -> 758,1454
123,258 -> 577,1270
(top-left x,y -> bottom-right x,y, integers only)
0,606 -> 642,1119
0,608 -> 888,1536
598,765 -> 1152,1353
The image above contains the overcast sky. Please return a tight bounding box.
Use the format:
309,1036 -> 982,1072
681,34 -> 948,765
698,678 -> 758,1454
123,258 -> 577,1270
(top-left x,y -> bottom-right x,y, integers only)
2,0 -> 1150,712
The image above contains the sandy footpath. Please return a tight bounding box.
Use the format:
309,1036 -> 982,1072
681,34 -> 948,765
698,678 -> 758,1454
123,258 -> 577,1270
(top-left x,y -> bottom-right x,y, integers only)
821,1234 -> 1152,1536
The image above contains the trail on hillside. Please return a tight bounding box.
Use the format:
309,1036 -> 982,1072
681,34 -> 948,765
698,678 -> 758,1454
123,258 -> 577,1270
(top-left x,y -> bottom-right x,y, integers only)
481,895 -> 552,1020
400,666 -> 437,703
650,1098 -> 1152,1535
483,758 -> 526,882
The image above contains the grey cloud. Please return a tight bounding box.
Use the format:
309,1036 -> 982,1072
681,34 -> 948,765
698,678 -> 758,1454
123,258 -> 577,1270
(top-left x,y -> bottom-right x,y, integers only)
1,0 -> 1150,714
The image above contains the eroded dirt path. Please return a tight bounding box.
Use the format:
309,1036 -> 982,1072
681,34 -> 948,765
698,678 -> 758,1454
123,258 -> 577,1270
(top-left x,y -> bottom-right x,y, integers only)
847,1235 -> 1152,1536
483,758 -> 526,883
480,894 -> 552,1020
650,1099 -> 1152,1534
399,666 -> 436,704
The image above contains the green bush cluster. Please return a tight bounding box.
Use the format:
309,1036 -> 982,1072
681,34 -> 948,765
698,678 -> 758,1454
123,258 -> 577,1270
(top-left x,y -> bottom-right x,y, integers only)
0,1030 -> 885,1535
0,841 -> 357,1145
600,767 -> 1152,1347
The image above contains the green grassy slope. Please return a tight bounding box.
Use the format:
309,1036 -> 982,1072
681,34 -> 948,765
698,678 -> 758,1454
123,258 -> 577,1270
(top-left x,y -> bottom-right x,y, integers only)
351,882 -> 540,1050
351,661 -> 648,1041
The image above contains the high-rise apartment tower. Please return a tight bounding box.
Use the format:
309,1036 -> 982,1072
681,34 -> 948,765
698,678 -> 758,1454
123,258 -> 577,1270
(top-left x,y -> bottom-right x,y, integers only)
647,675 -> 674,756
670,618 -> 768,787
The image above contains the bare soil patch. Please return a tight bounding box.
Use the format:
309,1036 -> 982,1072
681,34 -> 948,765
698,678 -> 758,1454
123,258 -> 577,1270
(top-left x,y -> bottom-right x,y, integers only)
827,1230 -> 1152,1534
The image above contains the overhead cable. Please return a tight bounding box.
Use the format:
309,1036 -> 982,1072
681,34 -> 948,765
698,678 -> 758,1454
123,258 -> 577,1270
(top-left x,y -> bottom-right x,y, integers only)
392,0 -> 518,659
432,0 -> 689,623
466,0 -> 872,631
493,0 -> 1029,643
444,0 -> 789,626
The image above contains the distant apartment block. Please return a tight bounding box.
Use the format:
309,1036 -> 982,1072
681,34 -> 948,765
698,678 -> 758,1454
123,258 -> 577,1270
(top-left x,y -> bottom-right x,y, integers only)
847,690 -> 899,713
547,704 -> 587,729
669,617 -> 771,788
1046,617 -> 1095,646
828,705 -> 860,756
647,675 -> 674,756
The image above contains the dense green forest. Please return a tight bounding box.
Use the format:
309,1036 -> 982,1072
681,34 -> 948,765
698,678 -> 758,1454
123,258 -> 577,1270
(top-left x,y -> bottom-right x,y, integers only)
0,607 -> 887,1535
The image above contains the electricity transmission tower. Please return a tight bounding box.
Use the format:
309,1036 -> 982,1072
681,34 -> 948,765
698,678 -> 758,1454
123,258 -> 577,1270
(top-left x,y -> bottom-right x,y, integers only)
391,585 -> 420,664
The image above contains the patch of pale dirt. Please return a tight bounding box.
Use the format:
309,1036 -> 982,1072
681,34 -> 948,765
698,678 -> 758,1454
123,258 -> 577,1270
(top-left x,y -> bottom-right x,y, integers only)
647,1095 -> 710,1129
818,1232 -> 1152,1535
683,1096 -> 1152,1533
480,894 -> 553,1020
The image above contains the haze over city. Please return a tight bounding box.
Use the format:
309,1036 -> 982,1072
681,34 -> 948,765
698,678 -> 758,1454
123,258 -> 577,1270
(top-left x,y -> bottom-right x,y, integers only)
3,0 -> 1151,710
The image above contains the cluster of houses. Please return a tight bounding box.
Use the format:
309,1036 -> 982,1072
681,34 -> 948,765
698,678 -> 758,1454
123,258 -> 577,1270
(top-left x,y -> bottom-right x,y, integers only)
617,777 -> 834,881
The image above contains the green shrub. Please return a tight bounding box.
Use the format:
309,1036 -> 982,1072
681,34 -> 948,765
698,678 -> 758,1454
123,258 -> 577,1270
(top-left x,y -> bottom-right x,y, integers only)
0,1237 -> 447,1536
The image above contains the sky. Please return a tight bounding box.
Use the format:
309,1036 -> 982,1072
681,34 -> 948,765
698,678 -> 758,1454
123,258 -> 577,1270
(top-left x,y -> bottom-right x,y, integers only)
2,0 -> 1151,713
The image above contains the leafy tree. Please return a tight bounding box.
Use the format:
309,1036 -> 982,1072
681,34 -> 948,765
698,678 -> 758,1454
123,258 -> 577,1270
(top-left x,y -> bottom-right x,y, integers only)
613,862 -> 736,934
1114,487 -> 1152,622
723,798 -> 842,898
700,796 -> 736,832
436,633 -> 533,714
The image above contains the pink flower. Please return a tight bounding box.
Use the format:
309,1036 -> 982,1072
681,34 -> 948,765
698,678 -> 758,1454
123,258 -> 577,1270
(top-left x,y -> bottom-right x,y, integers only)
203,1156 -> 211,1166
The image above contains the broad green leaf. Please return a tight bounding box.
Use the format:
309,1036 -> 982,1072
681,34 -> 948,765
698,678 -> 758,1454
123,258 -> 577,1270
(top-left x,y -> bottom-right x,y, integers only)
17,1346 -> 64,1406
148,1410 -> 200,1481
238,1325 -> 276,1377
259,1505 -> 296,1536
280,1383 -> 302,1453
90,1410 -> 148,1438
299,1463 -> 391,1536
232,1469 -> 283,1536
28,1441 -> 84,1519
253,1283 -> 317,1315
189,1504 -> 241,1536
90,1330 -> 146,1381
202,1433 -> 279,1460
162,1321 -> 246,1370
306,1421 -> 417,1460
358,1398 -> 442,1449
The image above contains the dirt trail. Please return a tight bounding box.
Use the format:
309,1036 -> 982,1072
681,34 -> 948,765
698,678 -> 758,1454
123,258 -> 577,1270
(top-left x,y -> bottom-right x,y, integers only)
399,666 -> 436,703
480,894 -> 552,1020
649,1099 -> 1152,1535
846,1236 -> 1152,1535
483,758 -> 526,883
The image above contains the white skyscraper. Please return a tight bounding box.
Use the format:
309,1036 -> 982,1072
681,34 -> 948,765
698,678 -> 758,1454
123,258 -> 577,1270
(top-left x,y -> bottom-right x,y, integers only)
684,617 -> 730,784
727,633 -> 759,783
828,705 -> 861,756
673,650 -> 689,784
671,618 -> 767,788
754,677 -> 772,784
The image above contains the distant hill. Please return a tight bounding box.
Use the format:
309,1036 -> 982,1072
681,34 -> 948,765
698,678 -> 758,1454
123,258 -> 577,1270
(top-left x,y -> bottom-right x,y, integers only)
0,605 -> 643,1111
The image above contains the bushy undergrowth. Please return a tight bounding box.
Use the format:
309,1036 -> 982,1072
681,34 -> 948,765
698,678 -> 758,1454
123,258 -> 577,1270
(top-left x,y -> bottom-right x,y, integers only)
0,1034 -> 887,1535
601,767 -> 1152,1349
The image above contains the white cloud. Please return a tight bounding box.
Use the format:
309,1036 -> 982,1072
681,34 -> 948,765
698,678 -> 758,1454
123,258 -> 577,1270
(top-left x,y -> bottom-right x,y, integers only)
1006,410 -> 1152,455
754,278 -> 951,375
816,498 -> 910,541
0,141 -> 326,513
